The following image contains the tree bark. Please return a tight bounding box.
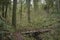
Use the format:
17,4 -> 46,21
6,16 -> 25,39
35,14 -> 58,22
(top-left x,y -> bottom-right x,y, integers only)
2,2 -> 5,18
19,0 -> 22,24
5,4 -> 8,19
26,0 -> 31,23
33,0 -> 39,12
12,0 -> 17,29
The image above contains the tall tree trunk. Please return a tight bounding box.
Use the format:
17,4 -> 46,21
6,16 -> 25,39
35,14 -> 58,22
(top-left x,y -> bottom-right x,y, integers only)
19,0 -> 22,24
12,0 -> 17,29
26,0 -> 31,23
2,2 -> 5,18
5,4 -> 8,19
33,0 -> 39,12
56,0 -> 60,13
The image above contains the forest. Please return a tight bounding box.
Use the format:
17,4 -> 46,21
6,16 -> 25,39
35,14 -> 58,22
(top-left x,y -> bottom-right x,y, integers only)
0,0 -> 60,40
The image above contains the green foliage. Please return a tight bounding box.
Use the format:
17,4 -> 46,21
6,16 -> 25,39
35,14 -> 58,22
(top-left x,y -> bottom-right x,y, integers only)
1,0 -> 60,40
0,19 -> 15,32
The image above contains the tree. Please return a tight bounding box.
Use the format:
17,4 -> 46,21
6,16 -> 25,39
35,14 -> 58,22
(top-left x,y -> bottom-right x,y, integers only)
4,0 -> 9,18
1,0 -> 5,18
33,0 -> 39,13
19,0 -> 22,24
55,0 -> 60,13
1,0 -> 10,19
12,0 -> 17,29
45,0 -> 55,13
26,0 -> 31,23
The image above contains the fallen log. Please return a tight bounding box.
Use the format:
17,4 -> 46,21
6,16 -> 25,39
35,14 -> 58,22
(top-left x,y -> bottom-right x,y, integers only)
21,29 -> 51,40
21,29 -> 51,34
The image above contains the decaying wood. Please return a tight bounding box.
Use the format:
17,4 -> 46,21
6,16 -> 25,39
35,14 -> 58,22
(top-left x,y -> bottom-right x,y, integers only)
21,29 -> 51,34
21,29 -> 51,40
